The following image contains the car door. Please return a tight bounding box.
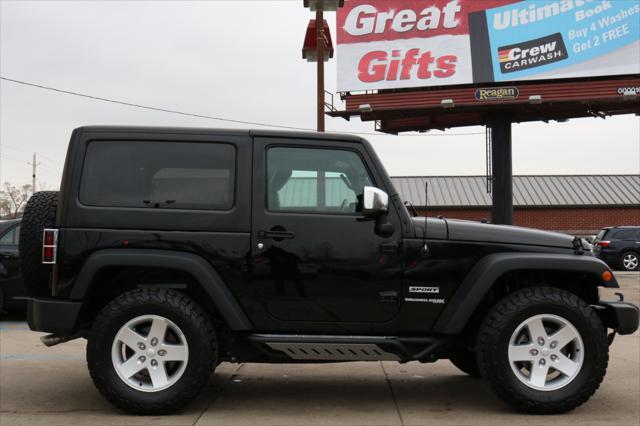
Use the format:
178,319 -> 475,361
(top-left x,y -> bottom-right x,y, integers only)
250,137 -> 403,326
612,228 -> 637,252
0,224 -> 22,303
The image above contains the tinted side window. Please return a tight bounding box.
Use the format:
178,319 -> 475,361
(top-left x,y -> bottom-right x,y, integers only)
611,229 -> 635,239
267,147 -> 373,214
80,141 -> 235,210
0,226 -> 18,245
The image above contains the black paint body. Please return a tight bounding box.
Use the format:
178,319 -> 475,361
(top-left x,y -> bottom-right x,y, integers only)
47,126 -> 595,338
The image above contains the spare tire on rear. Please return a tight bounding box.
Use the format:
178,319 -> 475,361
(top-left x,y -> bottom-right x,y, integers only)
19,191 -> 59,297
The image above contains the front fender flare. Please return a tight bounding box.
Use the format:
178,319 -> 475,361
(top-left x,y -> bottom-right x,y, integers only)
432,253 -> 617,335
69,249 -> 252,331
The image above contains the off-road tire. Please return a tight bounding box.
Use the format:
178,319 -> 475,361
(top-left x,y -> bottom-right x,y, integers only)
620,251 -> 639,271
87,288 -> 218,415
18,191 -> 58,297
449,347 -> 480,377
476,287 -> 608,414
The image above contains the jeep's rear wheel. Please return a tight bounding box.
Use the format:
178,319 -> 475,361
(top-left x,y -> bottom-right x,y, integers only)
18,191 -> 58,297
476,287 -> 608,414
87,288 -> 218,414
111,315 -> 190,392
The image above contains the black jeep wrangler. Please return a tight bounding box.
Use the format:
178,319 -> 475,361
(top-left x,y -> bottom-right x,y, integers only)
20,126 -> 639,415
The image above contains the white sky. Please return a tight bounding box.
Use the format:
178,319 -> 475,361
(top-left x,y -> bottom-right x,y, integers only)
1,0 -> 639,189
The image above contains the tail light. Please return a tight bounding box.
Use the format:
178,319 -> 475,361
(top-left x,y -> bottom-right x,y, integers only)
596,241 -> 610,248
42,229 -> 58,264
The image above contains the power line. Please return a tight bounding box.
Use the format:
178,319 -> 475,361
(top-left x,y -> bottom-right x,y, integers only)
1,76 -> 484,138
0,143 -> 31,153
0,157 -> 61,175
38,164 -> 61,175
0,144 -> 60,169
1,76 -> 312,131
0,152 -> 59,188
0,153 -> 30,164
36,160 -> 58,173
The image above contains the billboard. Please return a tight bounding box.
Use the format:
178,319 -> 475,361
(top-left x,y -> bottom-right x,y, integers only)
336,0 -> 640,92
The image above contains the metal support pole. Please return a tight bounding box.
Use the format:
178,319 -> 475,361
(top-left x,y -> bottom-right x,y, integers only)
316,9 -> 325,132
490,119 -> 513,225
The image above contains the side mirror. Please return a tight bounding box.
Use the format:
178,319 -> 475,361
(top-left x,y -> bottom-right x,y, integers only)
362,186 -> 389,217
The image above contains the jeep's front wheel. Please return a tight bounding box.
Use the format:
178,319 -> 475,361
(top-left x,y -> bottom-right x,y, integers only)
87,288 -> 218,414
476,287 -> 608,414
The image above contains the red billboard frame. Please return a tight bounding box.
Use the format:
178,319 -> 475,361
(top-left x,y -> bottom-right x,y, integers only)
328,74 -> 640,133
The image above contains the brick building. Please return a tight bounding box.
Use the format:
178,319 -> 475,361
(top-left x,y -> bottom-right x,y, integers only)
391,175 -> 640,237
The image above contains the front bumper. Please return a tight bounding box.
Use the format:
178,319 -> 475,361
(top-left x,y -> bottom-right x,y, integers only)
27,298 -> 82,335
595,300 -> 640,335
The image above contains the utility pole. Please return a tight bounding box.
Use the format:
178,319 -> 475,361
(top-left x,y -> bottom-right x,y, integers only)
28,153 -> 40,193
316,9 -> 325,132
302,1 -> 342,132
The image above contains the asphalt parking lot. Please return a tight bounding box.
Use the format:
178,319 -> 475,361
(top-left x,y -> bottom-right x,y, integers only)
1,272 -> 638,426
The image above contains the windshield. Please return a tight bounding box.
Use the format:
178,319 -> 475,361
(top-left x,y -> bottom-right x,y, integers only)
595,229 -> 608,241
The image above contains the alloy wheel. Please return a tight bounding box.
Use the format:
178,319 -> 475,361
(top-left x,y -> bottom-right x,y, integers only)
623,253 -> 638,271
111,315 -> 189,392
508,314 -> 584,391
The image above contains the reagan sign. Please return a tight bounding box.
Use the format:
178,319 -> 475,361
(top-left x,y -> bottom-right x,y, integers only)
336,0 -> 640,92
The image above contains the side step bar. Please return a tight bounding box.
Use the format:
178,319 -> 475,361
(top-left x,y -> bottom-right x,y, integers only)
248,334 -> 450,363
266,342 -> 401,361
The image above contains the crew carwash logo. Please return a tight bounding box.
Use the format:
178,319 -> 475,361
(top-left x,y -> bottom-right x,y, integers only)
498,33 -> 568,73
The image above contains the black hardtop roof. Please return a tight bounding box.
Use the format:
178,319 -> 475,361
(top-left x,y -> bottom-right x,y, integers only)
74,126 -> 368,144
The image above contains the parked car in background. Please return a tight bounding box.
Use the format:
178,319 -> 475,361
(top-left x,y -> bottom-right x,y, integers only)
594,226 -> 640,271
0,219 -> 26,312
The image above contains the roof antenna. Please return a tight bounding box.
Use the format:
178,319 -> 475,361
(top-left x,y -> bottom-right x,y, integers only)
421,182 -> 430,257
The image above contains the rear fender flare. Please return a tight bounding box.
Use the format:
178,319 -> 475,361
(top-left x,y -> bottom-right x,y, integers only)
432,253 -> 617,335
69,249 -> 252,331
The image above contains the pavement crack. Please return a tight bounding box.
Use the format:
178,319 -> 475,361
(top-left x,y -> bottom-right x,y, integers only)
380,361 -> 404,426
192,363 -> 244,426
